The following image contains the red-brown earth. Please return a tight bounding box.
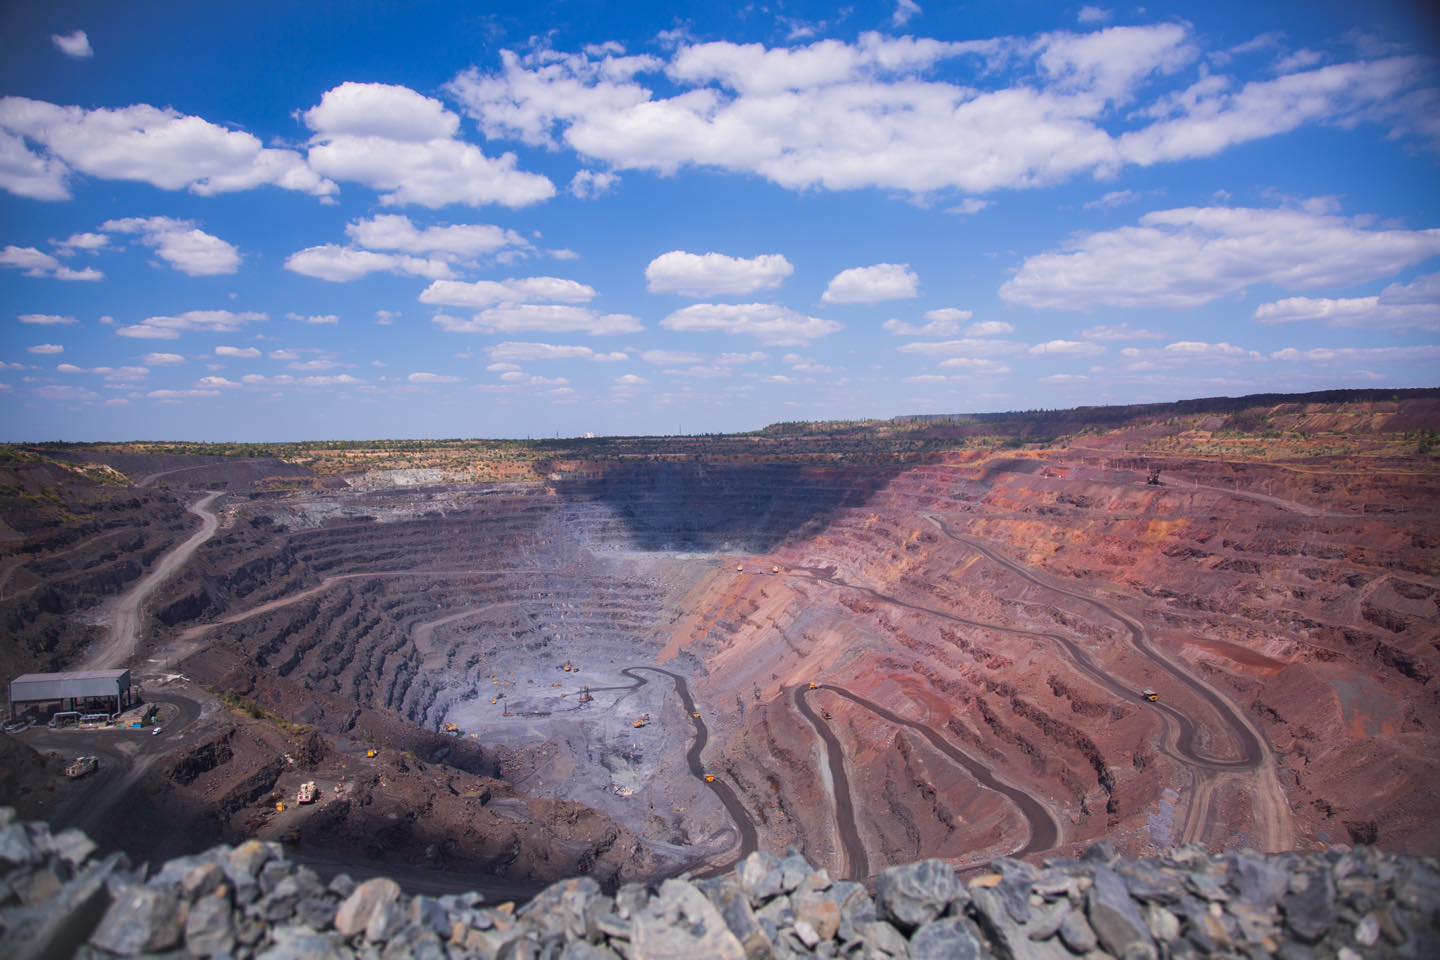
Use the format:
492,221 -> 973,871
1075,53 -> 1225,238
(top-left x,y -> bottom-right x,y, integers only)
1,391 -> 1436,894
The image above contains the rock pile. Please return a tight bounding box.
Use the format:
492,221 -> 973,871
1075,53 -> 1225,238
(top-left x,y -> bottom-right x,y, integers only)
1,809 -> 1436,958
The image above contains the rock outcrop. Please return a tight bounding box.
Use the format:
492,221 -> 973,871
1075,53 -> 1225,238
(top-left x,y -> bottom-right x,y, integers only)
1,808 -> 1436,959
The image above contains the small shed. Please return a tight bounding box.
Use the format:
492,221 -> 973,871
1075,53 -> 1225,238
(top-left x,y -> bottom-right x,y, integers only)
8,669 -> 133,719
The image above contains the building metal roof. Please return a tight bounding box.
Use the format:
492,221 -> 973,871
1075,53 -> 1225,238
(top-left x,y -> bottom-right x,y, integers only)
10,669 -> 131,702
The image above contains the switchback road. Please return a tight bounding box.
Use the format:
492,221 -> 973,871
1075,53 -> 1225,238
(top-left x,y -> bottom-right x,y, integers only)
761,516 -> 1293,853
924,516 -> 1292,850
589,666 -> 759,876
794,682 -> 1061,880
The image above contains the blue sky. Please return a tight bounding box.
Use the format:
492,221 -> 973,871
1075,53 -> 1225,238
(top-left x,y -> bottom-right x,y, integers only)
2,1 -> 1438,441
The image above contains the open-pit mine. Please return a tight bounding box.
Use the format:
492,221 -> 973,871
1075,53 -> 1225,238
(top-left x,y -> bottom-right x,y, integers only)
2,389 -> 1438,898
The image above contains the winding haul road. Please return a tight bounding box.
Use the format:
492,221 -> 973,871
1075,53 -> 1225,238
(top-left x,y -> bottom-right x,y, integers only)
793,682 -> 1061,879
926,516 -> 1263,769
18,489 -> 226,853
55,469 -> 1289,884
588,666 -> 759,876
763,512 -> 1291,859
87,491 -> 223,671
926,516 -> 1292,850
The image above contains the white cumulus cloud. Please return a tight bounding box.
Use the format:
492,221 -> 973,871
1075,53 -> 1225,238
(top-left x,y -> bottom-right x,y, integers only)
56,232 -> 109,253
966,320 -> 1016,337
18,313 -> 77,325
115,310 -> 266,340
0,97 -> 334,201
302,82 -> 554,209
345,213 -> 530,259
52,30 -> 94,59
1080,323 -> 1165,341
1002,205 -> 1440,309
1253,273 -> 1440,332
408,372 -> 463,384
214,345 -> 261,359
445,29 -> 1432,200
419,277 -> 597,308
1028,339 -> 1105,356
1,245 -> 102,280
570,169 -> 619,198
645,251 -> 794,297
883,308 -> 973,337
434,305 -> 641,336
102,216 -> 241,276
892,1 -> 922,28
822,263 -> 918,304
488,342 -> 628,362
662,303 -> 842,345
284,244 -> 454,282
897,338 -> 1027,358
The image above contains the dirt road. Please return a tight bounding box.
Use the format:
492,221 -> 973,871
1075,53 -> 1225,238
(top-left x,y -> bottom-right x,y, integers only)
1165,478 -> 1336,518
791,686 -> 869,879
87,491 -> 223,671
927,517 -> 1263,767
589,666 -> 759,875
17,688 -> 203,838
765,519 -> 1293,853
794,683 -> 1061,879
924,516 -> 1293,850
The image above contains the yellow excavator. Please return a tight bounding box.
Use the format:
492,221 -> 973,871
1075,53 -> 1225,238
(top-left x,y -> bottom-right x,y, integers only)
704,774 -> 716,783
807,682 -> 819,690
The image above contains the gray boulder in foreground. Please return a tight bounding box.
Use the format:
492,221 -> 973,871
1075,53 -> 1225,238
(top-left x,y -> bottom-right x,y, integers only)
0,810 -> 1436,958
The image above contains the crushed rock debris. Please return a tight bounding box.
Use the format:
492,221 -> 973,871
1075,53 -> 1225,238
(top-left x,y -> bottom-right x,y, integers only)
0,807 -> 1436,958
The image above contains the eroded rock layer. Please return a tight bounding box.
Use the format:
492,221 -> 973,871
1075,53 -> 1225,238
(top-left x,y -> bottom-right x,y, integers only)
1,392 -> 1437,895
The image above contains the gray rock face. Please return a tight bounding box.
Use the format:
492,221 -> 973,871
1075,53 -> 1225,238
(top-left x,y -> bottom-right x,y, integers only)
187,893 -> 238,957
793,890 -> 841,941
229,840 -> 277,879
1086,866 -> 1157,960
909,917 -> 982,960
632,878 -> 746,960
1283,869 -> 1336,944
333,877 -> 402,938
90,885 -> 186,955
738,851 -> 787,901
712,883 -> 776,959
1058,909 -> 1099,953
519,875 -> 600,940
47,828 -> 97,867
858,919 -> 909,958
2,808 -> 1438,960
875,860 -> 961,930
257,925 -> 349,960
0,822 -> 37,867
969,885 -> 1072,960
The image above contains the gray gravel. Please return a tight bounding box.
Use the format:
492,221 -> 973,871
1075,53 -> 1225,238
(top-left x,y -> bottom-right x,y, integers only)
0,807 -> 1436,958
